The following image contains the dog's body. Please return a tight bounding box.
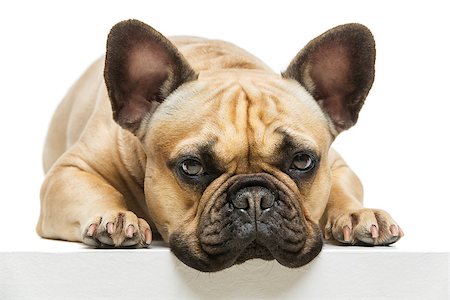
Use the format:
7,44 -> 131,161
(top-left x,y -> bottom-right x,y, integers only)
38,20 -> 402,271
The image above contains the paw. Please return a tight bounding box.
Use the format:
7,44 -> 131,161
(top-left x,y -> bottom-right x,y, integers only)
81,211 -> 152,248
324,208 -> 404,246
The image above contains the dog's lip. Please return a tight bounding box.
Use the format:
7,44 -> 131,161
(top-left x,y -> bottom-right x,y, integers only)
234,241 -> 274,264
170,220 -> 321,271
170,172 -> 316,271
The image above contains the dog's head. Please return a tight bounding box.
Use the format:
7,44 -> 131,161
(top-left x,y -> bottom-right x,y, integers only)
104,20 -> 375,271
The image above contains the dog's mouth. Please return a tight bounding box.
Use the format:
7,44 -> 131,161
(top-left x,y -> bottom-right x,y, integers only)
169,173 -> 323,272
234,241 -> 274,264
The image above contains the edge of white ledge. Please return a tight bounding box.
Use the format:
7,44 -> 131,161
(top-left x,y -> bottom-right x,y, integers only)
1,237 -> 449,300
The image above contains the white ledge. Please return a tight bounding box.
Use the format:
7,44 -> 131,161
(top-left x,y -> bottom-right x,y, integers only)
0,238 -> 448,300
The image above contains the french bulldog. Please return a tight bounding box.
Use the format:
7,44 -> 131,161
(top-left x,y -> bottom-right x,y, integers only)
37,19 -> 403,272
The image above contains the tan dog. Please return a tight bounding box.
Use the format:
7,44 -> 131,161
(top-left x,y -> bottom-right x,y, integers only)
37,19 -> 402,271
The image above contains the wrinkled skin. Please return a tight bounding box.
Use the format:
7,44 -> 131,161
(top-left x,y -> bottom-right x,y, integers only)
169,174 -> 323,272
38,20 -> 403,273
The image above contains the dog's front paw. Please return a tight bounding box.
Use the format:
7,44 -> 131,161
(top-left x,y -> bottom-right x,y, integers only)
81,211 -> 152,248
324,208 -> 404,246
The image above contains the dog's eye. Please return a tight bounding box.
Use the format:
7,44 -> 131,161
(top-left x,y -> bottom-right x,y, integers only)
290,153 -> 315,171
180,159 -> 204,176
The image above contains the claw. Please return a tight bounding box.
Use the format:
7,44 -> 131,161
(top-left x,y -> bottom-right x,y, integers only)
87,224 -> 97,237
390,224 -> 399,237
343,225 -> 351,242
145,229 -> 152,245
107,222 -> 115,234
370,225 -> 379,238
126,225 -> 135,238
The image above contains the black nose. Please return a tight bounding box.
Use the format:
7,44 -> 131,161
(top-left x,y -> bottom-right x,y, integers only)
227,175 -> 278,213
232,186 -> 276,210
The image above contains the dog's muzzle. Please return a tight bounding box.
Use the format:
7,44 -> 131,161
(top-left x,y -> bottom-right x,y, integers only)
170,173 -> 323,272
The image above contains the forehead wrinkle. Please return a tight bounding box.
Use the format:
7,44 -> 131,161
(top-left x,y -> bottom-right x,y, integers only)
213,82 -> 249,169
216,83 -> 247,132
239,81 -> 287,159
252,78 -> 332,151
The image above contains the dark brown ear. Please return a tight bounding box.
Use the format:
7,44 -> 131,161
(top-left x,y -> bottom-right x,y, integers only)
282,23 -> 375,133
104,19 -> 197,134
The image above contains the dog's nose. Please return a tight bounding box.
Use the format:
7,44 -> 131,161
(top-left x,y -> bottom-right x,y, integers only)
226,174 -> 279,214
232,186 -> 276,210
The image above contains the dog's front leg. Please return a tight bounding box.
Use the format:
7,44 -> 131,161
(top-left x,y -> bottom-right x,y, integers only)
320,150 -> 403,246
37,162 -> 152,248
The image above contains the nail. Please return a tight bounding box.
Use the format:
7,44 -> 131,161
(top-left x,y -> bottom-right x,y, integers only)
390,225 -> 399,237
107,222 -> 114,234
371,225 -> 379,238
145,229 -> 152,245
126,225 -> 135,238
343,225 -> 351,242
87,224 -> 97,237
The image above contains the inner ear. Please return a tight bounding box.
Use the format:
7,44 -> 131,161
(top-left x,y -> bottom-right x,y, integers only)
127,46 -> 171,100
310,41 -> 355,127
283,23 -> 376,134
104,19 -> 197,135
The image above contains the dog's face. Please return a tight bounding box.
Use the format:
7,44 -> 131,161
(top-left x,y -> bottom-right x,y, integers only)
104,20 -> 375,271
144,71 -> 332,271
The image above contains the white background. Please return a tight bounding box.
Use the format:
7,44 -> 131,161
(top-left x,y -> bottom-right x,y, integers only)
0,0 -> 449,249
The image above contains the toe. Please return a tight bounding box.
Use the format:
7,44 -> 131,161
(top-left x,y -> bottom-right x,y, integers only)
106,222 -> 115,235
343,225 -> 352,242
331,214 -> 354,244
144,229 -> 152,245
126,224 -> 135,238
372,210 -> 402,245
352,209 -> 379,245
81,216 -> 102,247
138,218 -> 152,247
87,223 -> 98,237
389,224 -> 399,237
370,224 -> 379,238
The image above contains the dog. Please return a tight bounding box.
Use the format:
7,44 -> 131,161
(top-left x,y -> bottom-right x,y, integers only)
37,19 -> 403,272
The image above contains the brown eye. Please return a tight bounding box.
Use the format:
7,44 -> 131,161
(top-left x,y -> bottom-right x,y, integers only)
180,159 -> 204,176
291,153 -> 315,171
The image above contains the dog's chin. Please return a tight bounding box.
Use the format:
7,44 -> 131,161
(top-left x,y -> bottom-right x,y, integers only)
234,241 -> 274,264
169,234 -> 275,272
169,229 -> 323,272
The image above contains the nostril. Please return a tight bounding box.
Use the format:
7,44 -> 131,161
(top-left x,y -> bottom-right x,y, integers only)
232,189 -> 250,210
260,192 -> 275,210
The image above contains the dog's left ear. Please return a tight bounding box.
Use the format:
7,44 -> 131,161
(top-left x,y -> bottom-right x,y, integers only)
283,23 -> 375,134
104,19 -> 197,134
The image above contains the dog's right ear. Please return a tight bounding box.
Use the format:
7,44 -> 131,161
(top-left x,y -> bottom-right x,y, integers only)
104,19 -> 197,135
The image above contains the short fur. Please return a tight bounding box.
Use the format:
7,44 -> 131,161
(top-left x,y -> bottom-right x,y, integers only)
38,20 -> 401,272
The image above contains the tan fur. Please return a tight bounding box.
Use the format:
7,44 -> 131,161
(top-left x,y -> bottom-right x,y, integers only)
38,37 -> 278,241
38,33 -> 400,252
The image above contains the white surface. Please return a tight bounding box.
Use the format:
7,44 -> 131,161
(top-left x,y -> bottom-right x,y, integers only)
1,240 -> 448,300
0,1 -> 449,299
